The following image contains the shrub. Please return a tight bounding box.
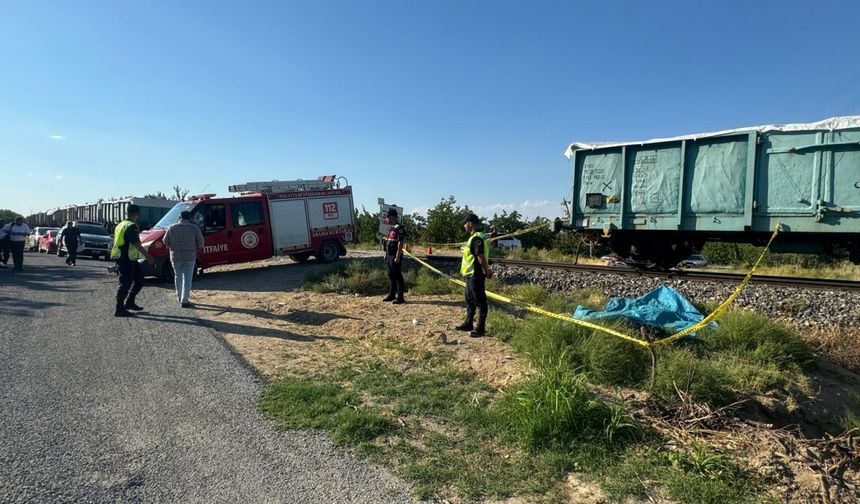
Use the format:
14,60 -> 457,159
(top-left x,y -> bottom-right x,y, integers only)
653,347 -> 737,406
702,311 -> 813,369
305,260 -> 391,296
508,316 -> 591,364
493,352 -> 639,450
410,268 -> 457,295
580,332 -> 649,386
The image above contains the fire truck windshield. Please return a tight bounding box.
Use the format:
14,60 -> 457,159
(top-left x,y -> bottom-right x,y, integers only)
152,202 -> 196,230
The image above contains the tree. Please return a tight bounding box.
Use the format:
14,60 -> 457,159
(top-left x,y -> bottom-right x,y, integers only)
172,185 -> 190,201
144,191 -> 168,200
424,196 -> 473,244
400,213 -> 426,245
488,210 -> 526,235
0,209 -> 21,222
355,208 -> 381,244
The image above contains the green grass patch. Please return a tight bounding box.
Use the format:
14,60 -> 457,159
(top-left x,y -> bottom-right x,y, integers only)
493,352 -> 640,452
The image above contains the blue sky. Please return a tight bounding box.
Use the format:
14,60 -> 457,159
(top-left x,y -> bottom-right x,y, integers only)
2,0 -> 859,220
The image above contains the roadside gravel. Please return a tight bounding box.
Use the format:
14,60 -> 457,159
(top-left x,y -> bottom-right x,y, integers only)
0,252 -> 417,504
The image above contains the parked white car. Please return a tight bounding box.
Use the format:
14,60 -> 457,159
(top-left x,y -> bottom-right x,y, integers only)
496,237 -> 522,250
681,254 -> 708,267
27,227 -> 59,251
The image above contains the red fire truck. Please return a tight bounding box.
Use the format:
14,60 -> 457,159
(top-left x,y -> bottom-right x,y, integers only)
139,176 -> 357,279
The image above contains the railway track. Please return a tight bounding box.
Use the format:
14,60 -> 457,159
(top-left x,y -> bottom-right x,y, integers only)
419,255 -> 860,292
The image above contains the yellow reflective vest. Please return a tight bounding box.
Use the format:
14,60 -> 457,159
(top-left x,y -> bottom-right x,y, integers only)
461,232 -> 489,277
110,220 -> 140,261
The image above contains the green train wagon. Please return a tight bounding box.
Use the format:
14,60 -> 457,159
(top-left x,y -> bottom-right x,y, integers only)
566,116 -> 860,267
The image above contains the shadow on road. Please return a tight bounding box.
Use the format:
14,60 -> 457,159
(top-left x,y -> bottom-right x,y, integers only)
0,295 -> 64,317
192,303 -> 359,327
132,311 -> 342,343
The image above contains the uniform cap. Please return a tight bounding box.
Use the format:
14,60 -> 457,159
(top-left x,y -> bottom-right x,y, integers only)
461,213 -> 480,224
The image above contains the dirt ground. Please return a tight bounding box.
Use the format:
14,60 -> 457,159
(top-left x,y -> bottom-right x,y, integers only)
191,255 -> 525,388
187,255 -> 858,504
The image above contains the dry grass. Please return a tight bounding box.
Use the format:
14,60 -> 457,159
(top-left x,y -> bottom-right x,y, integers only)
804,326 -> 860,372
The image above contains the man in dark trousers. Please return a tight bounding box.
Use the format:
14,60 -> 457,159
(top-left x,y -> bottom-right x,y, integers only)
58,221 -> 81,265
455,214 -> 492,337
110,205 -> 156,317
6,216 -> 31,272
382,207 -> 406,304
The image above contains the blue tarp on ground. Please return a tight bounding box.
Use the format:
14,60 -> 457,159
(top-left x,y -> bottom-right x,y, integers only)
573,285 -> 715,336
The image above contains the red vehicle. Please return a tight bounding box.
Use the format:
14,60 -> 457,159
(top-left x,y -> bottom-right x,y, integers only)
139,176 -> 357,279
38,230 -> 60,254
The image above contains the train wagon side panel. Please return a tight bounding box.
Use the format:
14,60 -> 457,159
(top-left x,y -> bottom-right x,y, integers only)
572,133 -> 757,233
753,128 -> 860,234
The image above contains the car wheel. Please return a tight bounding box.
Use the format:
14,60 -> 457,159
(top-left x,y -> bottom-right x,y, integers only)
316,241 -> 339,263
160,260 -> 174,283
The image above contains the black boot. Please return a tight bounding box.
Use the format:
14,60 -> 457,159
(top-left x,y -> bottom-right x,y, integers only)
114,302 -> 134,317
470,312 -> 487,338
454,321 -> 474,331
382,292 -> 396,302
124,298 -> 144,311
392,294 -> 405,305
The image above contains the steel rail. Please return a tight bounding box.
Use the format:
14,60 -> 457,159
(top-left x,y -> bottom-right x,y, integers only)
418,255 -> 860,292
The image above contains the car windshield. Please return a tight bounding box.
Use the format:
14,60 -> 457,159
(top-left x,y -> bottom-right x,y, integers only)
76,224 -> 110,236
153,202 -> 195,230
47,230 -> 57,237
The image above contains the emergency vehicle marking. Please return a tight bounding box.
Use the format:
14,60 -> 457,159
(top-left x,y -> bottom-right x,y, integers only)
241,231 -> 259,249
322,201 -> 339,220
204,243 -> 229,254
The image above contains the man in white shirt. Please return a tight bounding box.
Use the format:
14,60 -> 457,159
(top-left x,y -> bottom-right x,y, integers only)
6,216 -> 32,271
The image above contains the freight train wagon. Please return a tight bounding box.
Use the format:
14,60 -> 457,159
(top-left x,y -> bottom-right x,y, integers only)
566,116 -> 860,268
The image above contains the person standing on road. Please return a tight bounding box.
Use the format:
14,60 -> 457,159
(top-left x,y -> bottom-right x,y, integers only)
58,221 -> 81,265
0,220 -> 10,267
163,210 -> 204,308
6,216 -> 31,272
382,208 -> 406,304
111,205 -> 156,317
455,213 -> 492,338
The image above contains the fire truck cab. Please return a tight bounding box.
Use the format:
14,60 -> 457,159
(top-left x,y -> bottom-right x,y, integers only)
139,176 -> 356,279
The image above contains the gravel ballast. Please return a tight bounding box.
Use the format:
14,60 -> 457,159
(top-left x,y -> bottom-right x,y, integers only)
492,264 -> 860,329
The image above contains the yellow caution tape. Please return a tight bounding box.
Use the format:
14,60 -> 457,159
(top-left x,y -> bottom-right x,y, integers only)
405,224 -> 781,348
417,222 -> 549,249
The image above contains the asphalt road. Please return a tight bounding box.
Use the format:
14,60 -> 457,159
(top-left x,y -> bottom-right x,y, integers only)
0,251 -> 417,503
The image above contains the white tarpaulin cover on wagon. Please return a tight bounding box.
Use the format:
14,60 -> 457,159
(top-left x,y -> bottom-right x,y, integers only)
564,115 -> 860,159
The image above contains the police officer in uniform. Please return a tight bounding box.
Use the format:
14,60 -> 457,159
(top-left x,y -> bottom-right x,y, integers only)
455,214 -> 492,337
111,205 -> 156,317
382,208 -> 406,304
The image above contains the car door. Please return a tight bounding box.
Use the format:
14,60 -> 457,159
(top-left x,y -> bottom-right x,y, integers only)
190,202 -> 232,267
228,200 -> 272,263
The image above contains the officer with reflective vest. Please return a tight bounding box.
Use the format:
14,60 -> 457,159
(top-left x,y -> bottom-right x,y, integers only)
455,213 -> 492,337
111,204 -> 156,317
382,207 -> 406,304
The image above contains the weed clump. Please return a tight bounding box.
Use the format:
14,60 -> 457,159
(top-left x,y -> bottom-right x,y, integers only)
702,310 -> 814,369
580,332 -> 649,386
493,352 -> 639,451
